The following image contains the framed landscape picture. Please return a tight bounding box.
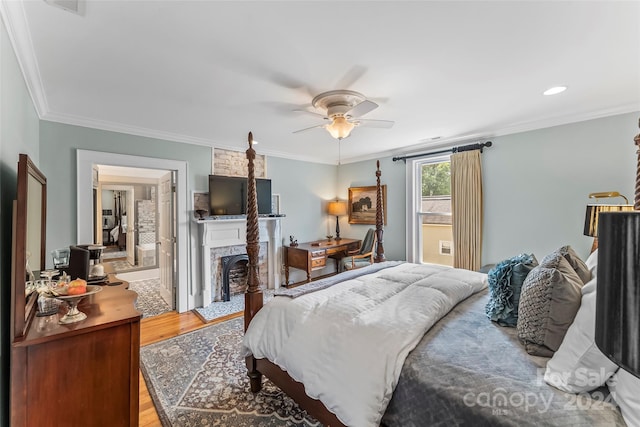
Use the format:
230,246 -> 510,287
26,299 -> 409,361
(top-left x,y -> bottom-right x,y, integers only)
348,185 -> 387,225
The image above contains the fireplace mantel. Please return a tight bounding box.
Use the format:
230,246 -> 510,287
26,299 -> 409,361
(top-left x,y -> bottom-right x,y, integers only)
196,217 -> 282,305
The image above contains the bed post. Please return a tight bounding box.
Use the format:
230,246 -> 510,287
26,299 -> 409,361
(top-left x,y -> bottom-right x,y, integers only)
634,117 -> 640,209
374,160 -> 386,262
244,131 -> 264,392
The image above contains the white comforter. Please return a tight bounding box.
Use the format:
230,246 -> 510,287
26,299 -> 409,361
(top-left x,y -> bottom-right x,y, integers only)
242,262 -> 487,427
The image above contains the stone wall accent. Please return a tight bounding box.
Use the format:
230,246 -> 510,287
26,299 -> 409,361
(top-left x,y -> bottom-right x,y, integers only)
209,242 -> 268,301
193,192 -> 209,218
196,148 -> 265,217
136,199 -> 156,244
212,147 -> 266,178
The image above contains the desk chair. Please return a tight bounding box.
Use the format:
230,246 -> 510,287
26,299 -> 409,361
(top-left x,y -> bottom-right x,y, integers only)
339,228 -> 376,272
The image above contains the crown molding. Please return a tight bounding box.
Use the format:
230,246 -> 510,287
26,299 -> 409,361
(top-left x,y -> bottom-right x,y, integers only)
372,104 -> 640,166
0,0 -> 49,117
3,0 -> 636,167
42,109 -> 336,164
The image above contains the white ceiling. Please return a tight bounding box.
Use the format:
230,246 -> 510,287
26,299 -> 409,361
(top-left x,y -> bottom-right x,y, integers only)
3,1 -> 639,164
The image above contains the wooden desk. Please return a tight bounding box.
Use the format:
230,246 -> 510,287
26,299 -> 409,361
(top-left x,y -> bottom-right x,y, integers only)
284,238 -> 361,284
10,277 -> 141,427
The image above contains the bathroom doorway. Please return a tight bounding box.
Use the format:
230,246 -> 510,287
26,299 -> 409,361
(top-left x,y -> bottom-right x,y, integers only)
94,165 -> 175,317
77,149 -> 190,313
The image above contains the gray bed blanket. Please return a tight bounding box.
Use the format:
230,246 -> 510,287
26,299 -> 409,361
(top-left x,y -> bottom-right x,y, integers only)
381,289 -> 626,427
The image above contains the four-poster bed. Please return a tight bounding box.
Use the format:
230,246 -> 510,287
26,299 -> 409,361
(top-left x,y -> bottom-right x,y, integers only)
243,132 -> 346,425
241,132 -> 628,426
109,191 -> 127,249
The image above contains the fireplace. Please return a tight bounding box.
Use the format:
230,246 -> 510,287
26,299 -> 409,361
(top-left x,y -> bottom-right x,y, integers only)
197,217 -> 282,306
221,254 -> 247,301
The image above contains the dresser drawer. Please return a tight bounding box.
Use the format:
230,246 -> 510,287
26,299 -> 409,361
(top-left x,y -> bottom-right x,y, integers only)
311,257 -> 326,268
325,246 -> 344,255
310,249 -> 326,258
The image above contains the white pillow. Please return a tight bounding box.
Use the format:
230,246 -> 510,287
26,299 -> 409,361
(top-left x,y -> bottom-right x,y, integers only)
544,277 -> 618,392
609,369 -> 640,427
584,248 -> 598,284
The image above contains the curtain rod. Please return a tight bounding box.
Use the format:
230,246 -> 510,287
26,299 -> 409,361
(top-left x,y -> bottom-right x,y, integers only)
392,141 -> 493,163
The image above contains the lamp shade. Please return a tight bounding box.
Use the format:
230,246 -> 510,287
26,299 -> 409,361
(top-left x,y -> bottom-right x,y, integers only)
583,204 -> 634,237
327,200 -> 347,216
326,117 -> 355,140
595,211 -> 640,379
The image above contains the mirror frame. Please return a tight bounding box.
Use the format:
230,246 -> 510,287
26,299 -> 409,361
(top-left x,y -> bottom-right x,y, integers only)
11,154 -> 46,340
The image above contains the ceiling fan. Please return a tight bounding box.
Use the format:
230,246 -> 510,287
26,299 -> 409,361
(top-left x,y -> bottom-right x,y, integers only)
293,90 -> 394,140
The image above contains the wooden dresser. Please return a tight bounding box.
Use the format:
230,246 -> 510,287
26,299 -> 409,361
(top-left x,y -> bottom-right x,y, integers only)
10,282 -> 141,427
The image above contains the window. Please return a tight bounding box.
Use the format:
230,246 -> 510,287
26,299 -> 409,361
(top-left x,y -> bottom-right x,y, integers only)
406,155 -> 453,265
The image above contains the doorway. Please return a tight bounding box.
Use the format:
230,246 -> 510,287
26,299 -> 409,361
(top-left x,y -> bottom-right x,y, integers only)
94,165 -> 174,318
77,150 -> 191,313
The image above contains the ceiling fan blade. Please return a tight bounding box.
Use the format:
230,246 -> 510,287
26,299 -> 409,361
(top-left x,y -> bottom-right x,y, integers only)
335,65 -> 367,89
293,109 -> 329,120
292,123 -> 326,134
354,119 -> 395,129
347,100 -> 378,118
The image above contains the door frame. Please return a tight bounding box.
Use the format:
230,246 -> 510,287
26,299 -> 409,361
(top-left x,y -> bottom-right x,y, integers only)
76,150 -> 191,312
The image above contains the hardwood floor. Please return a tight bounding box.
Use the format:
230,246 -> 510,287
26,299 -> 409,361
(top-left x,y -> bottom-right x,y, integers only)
138,309 -> 243,426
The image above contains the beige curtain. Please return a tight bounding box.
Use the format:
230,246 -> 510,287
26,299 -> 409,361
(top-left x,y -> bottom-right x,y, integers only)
451,150 -> 483,271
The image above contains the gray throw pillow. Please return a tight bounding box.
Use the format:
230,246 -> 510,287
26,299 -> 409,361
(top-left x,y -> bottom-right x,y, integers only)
517,257 -> 583,356
541,245 -> 591,284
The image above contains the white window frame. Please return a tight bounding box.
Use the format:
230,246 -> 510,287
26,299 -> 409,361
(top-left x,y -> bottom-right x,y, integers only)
405,154 -> 451,263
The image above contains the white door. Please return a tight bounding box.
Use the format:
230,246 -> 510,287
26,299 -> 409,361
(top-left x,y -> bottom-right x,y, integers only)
126,188 -> 135,265
158,172 -> 174,308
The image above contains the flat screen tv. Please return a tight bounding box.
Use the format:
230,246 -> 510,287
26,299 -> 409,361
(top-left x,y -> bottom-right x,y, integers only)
209,175 -> 272,215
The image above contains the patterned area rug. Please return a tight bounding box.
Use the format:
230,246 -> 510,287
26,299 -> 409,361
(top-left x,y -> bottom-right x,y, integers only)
141,318 -> 319,426
195,289 -> 275,322
128,278 -> 171,318
104,259 -> 138,272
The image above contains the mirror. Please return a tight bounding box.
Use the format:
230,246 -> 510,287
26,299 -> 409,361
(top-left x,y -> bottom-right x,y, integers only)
11,153 -> 46,340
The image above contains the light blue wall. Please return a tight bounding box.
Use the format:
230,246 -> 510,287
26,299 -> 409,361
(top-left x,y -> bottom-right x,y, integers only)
337,112 -> 639,267
482,112 -> 638,263
266,156 -> 336,245
38,121 -> 213,255
266,156 -> 336,283
0,18 -> 40,427
39,111 -> 633,274
337,157 -> 407,261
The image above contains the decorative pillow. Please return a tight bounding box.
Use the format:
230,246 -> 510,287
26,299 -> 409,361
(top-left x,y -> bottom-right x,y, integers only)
517,257 -> 583,356
542,245 -> 591,284
544,277 -> 618,393
485,253 -> 538,327
609,369 -> 640,427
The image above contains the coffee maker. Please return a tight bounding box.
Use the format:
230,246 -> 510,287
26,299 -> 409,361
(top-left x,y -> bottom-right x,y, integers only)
55,244 -> 105,280
84,245 -> 106,278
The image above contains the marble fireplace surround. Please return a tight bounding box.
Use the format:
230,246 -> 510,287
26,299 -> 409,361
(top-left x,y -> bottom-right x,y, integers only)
197,217 -> 282,305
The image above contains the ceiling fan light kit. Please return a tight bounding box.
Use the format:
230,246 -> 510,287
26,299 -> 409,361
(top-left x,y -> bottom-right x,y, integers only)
326,116 -> 355,140
294,90 -> 394,140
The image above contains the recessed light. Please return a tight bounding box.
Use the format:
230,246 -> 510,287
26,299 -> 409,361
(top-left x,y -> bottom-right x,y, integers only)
543,86 -> 567,96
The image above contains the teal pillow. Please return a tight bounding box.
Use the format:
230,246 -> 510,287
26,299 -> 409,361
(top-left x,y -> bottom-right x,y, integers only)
485,253 -> 538,326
